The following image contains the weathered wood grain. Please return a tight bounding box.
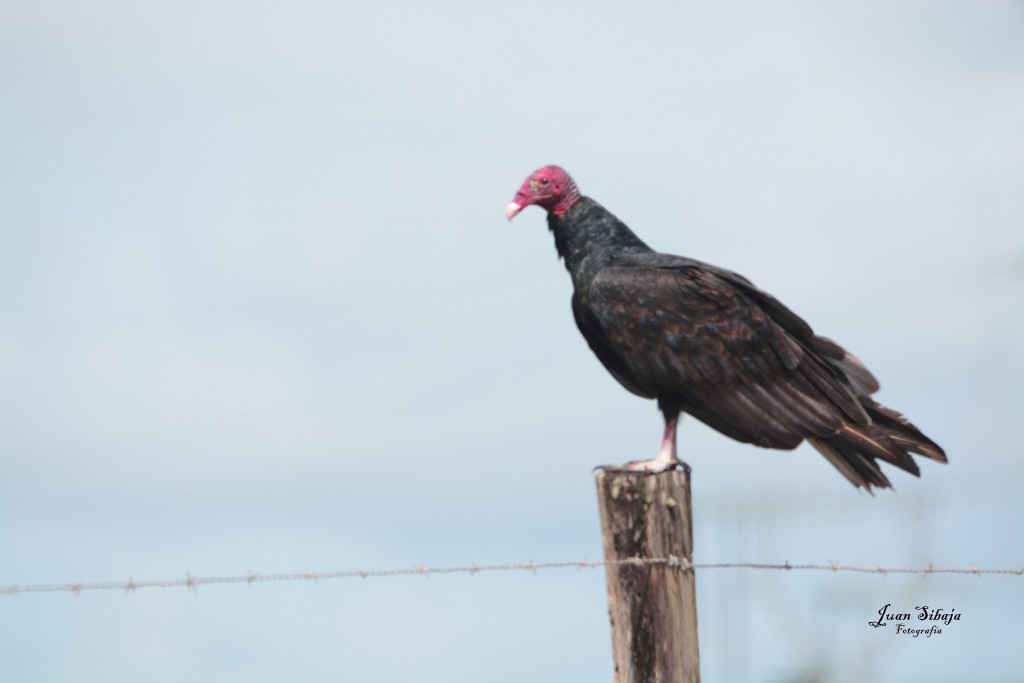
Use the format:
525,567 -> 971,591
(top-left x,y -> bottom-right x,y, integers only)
596,469 -> 699,683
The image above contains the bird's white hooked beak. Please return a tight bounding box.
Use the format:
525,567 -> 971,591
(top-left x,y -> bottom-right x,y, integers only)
505,201 -> 525,221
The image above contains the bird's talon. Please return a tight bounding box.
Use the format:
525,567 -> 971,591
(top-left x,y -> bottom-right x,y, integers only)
594,459 -> 685,475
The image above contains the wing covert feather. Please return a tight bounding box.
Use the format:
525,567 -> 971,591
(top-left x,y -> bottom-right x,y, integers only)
579,265 -> 868,447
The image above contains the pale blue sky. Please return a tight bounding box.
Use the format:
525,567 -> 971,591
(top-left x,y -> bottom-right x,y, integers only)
2,2 -> 1023,682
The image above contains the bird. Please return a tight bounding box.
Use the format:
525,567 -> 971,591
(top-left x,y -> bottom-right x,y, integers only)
505,165 -> 946,490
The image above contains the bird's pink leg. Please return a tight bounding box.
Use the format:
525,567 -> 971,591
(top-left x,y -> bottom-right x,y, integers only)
597,415 -> 684,474
654,414 -> 679,466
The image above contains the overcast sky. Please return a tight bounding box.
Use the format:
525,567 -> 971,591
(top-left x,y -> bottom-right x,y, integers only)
2,2 -> 1023,682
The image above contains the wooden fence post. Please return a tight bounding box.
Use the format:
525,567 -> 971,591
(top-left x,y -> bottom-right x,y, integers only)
595,468 -> 700,683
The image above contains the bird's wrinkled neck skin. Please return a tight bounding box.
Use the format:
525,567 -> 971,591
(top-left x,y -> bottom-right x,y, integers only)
548,197 -> 652,291
548,180 -> 581,216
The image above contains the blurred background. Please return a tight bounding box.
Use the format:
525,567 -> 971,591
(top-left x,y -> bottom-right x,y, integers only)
2,1 -> 1022,681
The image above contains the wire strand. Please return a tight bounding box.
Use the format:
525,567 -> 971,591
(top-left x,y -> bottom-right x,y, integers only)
4,559 -> 1022,596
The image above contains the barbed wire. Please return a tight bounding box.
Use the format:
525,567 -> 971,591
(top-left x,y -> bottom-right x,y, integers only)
3,559 -> 1022,596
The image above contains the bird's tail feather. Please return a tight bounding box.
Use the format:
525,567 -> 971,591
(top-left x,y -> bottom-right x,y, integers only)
809,399 -> 946,492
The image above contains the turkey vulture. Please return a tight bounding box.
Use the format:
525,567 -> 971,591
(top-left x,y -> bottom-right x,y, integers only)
505,165 -> 946,490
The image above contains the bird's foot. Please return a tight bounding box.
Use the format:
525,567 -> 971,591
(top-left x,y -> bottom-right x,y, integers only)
594,458 -> 690,475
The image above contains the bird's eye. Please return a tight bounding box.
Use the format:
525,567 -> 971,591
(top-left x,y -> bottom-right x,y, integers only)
540,178 -> 549,186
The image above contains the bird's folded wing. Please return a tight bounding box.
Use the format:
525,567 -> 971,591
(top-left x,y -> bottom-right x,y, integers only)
581,265 -> 871,448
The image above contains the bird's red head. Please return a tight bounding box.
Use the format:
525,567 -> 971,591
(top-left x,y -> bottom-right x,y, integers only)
505,165 -> 581,221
